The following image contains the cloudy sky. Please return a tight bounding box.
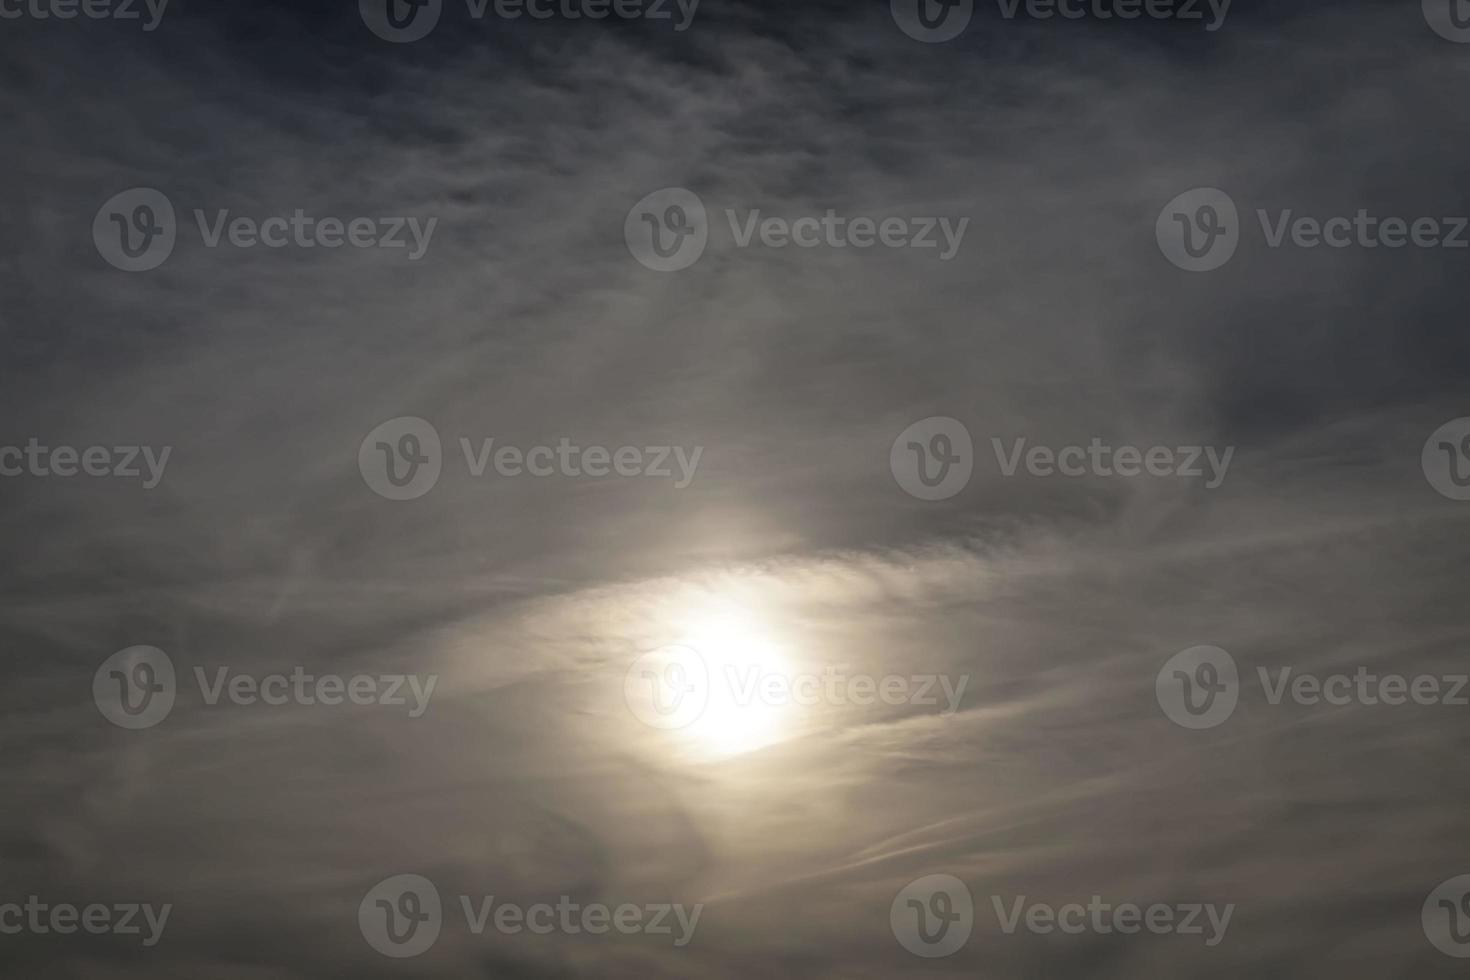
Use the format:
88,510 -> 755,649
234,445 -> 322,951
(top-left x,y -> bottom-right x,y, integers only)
4,0 -> 1470,976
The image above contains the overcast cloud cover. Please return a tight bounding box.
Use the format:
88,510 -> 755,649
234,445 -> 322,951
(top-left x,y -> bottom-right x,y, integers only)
2,0 -> 1470,976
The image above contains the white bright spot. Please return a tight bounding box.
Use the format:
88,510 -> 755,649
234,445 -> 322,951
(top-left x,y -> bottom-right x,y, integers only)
674,602 -> 792,759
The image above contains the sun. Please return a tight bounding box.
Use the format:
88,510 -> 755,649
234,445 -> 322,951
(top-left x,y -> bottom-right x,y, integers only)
670,602 -> 793,759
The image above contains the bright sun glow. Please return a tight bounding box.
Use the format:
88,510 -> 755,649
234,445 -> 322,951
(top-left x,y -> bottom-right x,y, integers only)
672,602 -> 792,759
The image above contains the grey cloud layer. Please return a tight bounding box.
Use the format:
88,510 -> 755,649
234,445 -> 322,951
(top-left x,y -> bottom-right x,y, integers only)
1,2 -> 1468,976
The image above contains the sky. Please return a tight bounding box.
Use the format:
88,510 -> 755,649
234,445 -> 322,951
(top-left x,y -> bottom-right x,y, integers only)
3,0 -> 1470,976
